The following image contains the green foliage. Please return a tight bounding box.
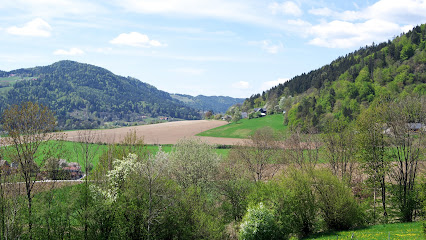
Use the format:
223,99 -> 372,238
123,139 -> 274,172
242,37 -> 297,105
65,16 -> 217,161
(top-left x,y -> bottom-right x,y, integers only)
170,138 -> 220,190
170,94 -> 244,114
277,169 -> 318,237
0,61 -> 201,130
236,24 -> 426,132
312,169 -> 366,231
239,202 -> 281,240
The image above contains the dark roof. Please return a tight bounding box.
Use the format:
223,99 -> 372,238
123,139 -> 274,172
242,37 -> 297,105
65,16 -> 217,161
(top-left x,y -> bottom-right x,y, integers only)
254,108 -> 266,113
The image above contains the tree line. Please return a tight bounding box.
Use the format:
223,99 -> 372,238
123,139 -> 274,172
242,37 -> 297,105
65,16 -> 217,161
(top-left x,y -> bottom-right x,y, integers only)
237,24 -> 426,133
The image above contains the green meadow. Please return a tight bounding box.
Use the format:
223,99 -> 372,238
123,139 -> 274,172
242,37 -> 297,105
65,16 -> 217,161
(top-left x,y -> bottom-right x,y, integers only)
1,141 -> 230,171
197,114 -> 287,138
305,222 -> 424,240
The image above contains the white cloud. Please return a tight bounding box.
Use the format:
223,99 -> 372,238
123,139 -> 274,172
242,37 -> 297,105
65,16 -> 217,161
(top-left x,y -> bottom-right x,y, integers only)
306,0 -> 426,49
232,81 -> 250,89
261,40 -> 283,54
7,18 -> 52,37
250,40 -> 284,54
170,68 -> 205,75
1,0 -> 106,19
261,78 -> 289,91
114,0 -> 286,28
110,32 -> 166,47
269,1 -> 302,17
308,7 -> 333,17
53,48 -> 85,56
308,19 -> 408,48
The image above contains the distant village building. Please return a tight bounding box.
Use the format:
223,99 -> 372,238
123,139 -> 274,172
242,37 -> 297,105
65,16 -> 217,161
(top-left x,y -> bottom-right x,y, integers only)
254,108 -> 267,117
241,112 -> 248,119
222,115 -> 232,122
408,123 -> 425,132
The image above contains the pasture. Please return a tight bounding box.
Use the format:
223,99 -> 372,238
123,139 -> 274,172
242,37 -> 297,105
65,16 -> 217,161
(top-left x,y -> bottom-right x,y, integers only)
197,114 -> 287,138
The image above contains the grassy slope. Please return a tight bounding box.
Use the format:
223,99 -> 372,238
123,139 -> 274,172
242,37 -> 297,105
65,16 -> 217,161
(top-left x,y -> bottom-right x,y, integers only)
305,222 -> 424,240
197,114 -> 287,139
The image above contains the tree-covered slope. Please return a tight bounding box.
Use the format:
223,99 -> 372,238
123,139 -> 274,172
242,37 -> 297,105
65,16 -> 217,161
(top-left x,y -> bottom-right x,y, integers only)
238,24 -> 426,132
170,93 -> 244,113
0,61 -> 201,129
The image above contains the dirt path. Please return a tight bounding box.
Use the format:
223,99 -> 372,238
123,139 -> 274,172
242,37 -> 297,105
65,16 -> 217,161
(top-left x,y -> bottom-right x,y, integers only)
65,120 -> 245,145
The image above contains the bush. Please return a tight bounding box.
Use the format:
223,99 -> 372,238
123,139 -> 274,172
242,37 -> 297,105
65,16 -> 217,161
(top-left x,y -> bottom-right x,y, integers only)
279,169 -> 318,237
239,202 -> 281,240
312,169 -> 366,231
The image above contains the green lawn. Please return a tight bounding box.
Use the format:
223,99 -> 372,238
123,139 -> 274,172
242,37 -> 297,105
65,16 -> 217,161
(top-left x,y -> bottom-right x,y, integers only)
197,114 -> 287,139
304,222 -> 424,240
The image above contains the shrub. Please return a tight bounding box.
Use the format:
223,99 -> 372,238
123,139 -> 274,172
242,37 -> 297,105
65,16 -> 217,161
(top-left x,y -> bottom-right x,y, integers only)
312,169 -> 366,231
239,202 -> 281,240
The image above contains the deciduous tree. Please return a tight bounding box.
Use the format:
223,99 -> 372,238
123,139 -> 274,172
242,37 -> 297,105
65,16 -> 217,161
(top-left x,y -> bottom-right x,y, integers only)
1,102 -> 60,240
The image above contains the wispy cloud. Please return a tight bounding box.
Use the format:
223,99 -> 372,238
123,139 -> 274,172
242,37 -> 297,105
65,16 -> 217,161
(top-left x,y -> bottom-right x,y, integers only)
269,1 -> 302,17
53,48 -> 85,56
110,32 -> 166,47
7,18 -> 52,37
1,0 -> 106,19
232,81 -> 250,89
261,78 -> 289,91
249,40 -> 284,54
113,0 -> 287,29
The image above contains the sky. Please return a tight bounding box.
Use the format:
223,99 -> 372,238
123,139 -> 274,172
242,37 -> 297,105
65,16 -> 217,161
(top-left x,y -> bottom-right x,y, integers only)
1,0 -> 426,98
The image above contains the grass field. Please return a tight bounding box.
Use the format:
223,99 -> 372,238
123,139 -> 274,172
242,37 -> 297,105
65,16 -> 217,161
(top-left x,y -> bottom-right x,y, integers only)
305,221 -> 424,240
197,114 -> 287,139
2,141 -> 230,171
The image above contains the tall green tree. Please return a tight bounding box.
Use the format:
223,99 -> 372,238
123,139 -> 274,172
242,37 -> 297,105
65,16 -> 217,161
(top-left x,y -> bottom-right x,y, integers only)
356,102 -> 390,222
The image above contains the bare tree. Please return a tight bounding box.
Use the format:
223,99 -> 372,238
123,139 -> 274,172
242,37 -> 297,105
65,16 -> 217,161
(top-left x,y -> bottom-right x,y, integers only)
322,120 -> 356,182
1,102 -> 61,240
230,127 -> 284,182
384,95 -> 425,222
285,128 -> 321,171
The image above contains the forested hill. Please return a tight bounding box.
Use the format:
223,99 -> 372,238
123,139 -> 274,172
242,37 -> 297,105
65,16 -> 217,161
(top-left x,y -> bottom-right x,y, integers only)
170,94 -> 244,113
0,60 -> 201,129
237,24 -> 426,132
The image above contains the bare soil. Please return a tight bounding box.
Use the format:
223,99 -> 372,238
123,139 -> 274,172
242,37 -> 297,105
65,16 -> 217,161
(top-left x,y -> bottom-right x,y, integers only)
65,120 -> 246,145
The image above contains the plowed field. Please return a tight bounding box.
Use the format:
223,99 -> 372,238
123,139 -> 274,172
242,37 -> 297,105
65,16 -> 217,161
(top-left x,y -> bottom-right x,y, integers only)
65,120 -> 245,145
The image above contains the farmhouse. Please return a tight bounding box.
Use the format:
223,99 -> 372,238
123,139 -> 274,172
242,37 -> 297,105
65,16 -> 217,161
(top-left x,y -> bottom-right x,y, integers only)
253,108 -> 267,117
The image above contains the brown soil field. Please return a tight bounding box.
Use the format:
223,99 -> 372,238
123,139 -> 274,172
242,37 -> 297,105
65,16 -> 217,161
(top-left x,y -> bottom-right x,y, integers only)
65,120 -> 245,145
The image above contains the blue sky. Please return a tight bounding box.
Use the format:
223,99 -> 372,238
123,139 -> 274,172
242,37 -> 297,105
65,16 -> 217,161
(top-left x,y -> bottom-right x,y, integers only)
1,0 -> 425,98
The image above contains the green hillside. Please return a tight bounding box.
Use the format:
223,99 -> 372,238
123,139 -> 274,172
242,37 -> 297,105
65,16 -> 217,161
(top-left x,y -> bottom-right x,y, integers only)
170,93 -> 244,113
236,24 -> 426,132
0,61 -> 201,130
197,114 -> 287,138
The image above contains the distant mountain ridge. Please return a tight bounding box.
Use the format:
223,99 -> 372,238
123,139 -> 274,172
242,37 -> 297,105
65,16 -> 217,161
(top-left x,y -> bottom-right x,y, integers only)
0,60 -> 203,129
170,93 -> 244,113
